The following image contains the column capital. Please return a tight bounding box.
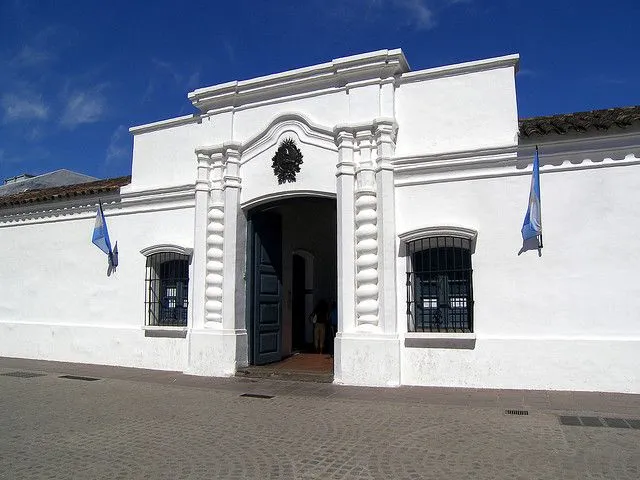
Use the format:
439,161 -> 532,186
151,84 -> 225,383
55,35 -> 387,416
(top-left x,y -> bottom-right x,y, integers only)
222,141 -> 242,159
354,129 -> 374,144
334,130 -> 355,150
210,151 -> 224,167
196,152 -> 211,192
373,118 -> 398,162
373,118 -> 398,138
196,151 -> 211,165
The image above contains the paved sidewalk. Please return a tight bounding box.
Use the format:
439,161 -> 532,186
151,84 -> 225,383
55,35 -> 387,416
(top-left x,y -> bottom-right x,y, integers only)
1,357 -> 639,479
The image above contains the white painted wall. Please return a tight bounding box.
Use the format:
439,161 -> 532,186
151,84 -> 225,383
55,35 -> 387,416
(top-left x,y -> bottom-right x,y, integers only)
129,113 -> 232,191
395,66 -> 519,156
232,92 -> 348,142
395,154 -> 640,392
240,131 -> 337,206
0,202 -> 195,371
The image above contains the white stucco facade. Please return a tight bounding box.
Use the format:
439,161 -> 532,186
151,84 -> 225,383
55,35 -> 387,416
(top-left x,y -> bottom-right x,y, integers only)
1,49 -> 639,392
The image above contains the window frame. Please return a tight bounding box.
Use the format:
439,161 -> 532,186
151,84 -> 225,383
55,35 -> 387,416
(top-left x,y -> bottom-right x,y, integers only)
140,244 -> 193,330
399,226 -> 477,338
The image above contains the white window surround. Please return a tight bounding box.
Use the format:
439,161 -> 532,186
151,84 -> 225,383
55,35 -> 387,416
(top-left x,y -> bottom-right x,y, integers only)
400,225 -> 478,349
143,325 -> 188,338
140,244 -> 193,257
404,331 -> 476,349
398,225 -> 478,253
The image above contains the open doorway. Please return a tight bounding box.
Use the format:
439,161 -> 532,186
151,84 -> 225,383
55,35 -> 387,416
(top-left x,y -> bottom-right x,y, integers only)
246,196 -> 337,376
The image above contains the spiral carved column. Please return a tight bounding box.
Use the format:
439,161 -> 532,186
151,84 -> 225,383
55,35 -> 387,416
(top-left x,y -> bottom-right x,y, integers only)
354,131 -> 379,327
204,152 -> 225,323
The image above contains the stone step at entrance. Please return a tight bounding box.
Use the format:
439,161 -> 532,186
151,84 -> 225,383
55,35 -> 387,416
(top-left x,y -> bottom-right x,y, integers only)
237,353 -> 334,383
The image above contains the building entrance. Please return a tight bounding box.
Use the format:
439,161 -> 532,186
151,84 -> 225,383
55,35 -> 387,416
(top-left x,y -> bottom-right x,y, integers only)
247,197 -> 337,366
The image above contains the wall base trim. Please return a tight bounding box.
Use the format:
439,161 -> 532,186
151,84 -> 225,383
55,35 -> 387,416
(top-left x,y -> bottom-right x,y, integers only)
334,332 -> 400,387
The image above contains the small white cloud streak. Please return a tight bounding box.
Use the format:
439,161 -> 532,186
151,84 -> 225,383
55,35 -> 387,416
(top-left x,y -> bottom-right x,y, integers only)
105,125 -> 129,164
60,89 -> 106,128
1,93 -> 49,122
11,45 -> 54,68
186,70 -> 201,91
394,0 -> 436,29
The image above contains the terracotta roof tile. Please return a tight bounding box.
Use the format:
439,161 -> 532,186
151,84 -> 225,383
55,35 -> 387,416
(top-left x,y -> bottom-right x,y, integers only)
519,106 -> 640,138
0,175 -> 131,210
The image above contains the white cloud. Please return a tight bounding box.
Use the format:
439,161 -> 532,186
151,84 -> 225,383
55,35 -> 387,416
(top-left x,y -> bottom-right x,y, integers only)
351,0 -> 468,30
394,0 -> 436,29
1,93 -> 49,122
105,125 -> 129,164
60,88 -> 106,128
143,59 -> 202,102
186,70 -> 201,91
11,45 -> 54,68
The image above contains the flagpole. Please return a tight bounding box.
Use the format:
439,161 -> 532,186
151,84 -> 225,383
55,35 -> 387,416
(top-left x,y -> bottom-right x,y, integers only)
100,199 -> 114,261
536,145 -> 543,249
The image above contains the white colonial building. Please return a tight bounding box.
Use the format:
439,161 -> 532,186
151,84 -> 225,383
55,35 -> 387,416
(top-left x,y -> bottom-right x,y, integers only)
1,49 -> 639,392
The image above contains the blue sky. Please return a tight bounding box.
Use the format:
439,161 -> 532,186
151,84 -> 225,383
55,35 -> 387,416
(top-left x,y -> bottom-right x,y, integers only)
1,0 -> 639,181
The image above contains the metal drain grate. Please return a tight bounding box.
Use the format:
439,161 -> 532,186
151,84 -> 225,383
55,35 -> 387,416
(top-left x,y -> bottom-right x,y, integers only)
1,371 -> 46,378
560,416 -> 640,429
59,375 -> 100,382
505,409 -> 529,416
240,393 -> 274,399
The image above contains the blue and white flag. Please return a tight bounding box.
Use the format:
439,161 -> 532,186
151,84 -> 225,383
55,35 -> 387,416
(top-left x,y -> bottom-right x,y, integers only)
92,201 -> 113,260
521,147 -> 542,243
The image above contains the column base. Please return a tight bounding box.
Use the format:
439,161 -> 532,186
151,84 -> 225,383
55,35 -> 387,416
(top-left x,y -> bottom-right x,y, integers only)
185,328 -> 248,376
333,332 -> 401,387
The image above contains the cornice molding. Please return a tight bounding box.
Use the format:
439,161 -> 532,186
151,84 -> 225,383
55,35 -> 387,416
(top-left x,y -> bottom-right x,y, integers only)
0,184 -> 195,227
188,49 -> 409,112
334,117 -> 398,137
397,54 -> 519,85
140,244 -> 193,257
120,183 -> 195,204
129,114 -> 201,135
393,139 -> 640,186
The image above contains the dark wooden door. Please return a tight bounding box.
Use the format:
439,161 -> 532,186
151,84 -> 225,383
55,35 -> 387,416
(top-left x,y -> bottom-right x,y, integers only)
252,212 -> 282,365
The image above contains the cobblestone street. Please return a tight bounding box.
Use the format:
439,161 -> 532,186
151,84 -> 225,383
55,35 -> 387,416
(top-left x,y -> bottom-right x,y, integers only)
1,357 -> 639,479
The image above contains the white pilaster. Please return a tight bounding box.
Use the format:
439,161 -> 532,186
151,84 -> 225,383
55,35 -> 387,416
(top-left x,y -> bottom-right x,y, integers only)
333,121 -> 400,387
191,152 -> 211,330
204,152 -> 225,324
221,142 -> 243,331
187,143 -> 246,377
354,129 -> 379,328
334,129 -> 356,334
374,119 -> 399,335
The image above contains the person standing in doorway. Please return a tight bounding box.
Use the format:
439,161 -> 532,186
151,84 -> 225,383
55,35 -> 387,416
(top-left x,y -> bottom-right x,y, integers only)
310,300 -> 330,354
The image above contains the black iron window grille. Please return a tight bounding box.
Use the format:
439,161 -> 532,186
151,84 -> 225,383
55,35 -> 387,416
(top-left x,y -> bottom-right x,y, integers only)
406,236 -> 473,333
145,252 -> 189,327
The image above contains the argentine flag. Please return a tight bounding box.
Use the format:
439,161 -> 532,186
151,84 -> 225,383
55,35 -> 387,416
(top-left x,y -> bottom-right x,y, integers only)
92,201 -> 114,261
521,147 -> 542,243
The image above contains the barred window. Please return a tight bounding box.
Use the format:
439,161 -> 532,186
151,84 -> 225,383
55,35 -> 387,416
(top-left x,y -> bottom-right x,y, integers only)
406,236 -> 473,333
145,252 -> 189,327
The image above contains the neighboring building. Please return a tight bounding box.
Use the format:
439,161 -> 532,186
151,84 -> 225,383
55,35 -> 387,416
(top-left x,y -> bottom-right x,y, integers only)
0,169 -> 98,197
1,50 -> 639,392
